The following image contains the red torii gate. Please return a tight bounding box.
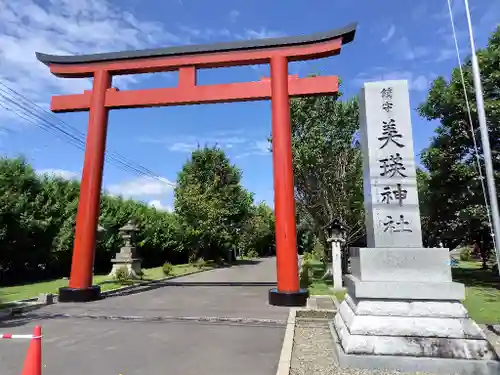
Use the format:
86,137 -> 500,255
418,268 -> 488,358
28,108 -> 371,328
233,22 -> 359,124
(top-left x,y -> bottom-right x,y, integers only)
36,22 -> 357,306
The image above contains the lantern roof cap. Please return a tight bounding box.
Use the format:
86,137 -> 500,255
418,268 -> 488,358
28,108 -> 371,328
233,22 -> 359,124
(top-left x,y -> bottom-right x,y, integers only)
119,220 -> 139,232
322,218 -> 349,231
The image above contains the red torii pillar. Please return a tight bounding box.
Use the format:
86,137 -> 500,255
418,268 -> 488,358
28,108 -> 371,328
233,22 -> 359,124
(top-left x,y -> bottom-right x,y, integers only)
270,56 -> 300,297
36,23 -> 357,306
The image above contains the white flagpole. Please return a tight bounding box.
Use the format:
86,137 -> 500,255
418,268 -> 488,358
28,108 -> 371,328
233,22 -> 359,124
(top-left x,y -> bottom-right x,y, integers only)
463,0 -> 500,273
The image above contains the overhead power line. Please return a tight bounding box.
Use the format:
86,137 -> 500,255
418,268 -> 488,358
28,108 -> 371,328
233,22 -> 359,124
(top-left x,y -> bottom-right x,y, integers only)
0,81 -> 175,188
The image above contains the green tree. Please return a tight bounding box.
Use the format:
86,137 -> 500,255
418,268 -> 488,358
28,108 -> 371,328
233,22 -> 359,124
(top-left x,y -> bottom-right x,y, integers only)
174,146 -> 253,261
296,207 -> 317,255
418,26 -> 500,265
416,168 -> 433,247
288,91 -> 364,269
238,202 -> 275,257
0,152 -> 272,285
0,157 -> 51,283
37,174 -> 81,276
0,157 -> 184,284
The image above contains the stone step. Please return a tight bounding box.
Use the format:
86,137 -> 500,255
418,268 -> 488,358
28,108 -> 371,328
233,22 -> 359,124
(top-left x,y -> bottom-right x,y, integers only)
306,295 -> 336,310
480,325 -> 500,357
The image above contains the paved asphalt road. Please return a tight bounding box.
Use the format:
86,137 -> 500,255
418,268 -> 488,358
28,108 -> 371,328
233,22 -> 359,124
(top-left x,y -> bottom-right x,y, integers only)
0,257 -> 290,375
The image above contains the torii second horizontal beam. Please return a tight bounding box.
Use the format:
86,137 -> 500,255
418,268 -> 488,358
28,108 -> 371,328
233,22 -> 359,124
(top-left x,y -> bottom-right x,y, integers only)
51,75 -> 339,112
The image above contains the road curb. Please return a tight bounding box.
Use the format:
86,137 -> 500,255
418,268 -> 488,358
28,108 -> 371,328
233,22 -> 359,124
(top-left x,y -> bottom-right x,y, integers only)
275,308 -> 297,375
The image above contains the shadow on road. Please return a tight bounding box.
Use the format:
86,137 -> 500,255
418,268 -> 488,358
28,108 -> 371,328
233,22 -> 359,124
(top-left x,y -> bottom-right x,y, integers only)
234,259 -> 263,265
0,315 -> 39,329
99,279 -> 277,299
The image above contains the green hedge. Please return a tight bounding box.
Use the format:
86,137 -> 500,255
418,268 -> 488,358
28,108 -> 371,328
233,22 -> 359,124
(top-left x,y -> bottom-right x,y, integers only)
0,155 -> 275,285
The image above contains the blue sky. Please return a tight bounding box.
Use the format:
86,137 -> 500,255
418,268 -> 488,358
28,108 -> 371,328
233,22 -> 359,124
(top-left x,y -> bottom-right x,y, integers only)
0,0 -> 498,211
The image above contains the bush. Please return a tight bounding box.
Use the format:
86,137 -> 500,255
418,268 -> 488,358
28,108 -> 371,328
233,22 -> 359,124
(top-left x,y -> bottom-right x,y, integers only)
459,247 -> 472,261
114,266 -> 129,284
162,262 -> 173,276
299,260 -> 312,288
302,251 -> 313,263
492,263 -> 498,274
247,249 -> 259,259
195,257 -> 206,270
312,239 -> 325,262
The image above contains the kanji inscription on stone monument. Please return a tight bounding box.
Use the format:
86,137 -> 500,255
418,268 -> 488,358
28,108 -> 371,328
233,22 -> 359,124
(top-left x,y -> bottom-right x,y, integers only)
359,80 -> 422,248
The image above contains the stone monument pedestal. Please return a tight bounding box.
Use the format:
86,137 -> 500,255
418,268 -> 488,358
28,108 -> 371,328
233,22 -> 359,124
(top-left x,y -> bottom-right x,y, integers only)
330,80 -> 499,374
331,247 -> 500,375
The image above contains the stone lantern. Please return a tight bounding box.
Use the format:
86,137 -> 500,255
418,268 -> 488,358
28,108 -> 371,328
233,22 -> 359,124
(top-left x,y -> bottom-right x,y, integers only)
97,224 -> 106,239
92,224 -> 107,275
324,219 -> 346,291
108,219 -> 142,279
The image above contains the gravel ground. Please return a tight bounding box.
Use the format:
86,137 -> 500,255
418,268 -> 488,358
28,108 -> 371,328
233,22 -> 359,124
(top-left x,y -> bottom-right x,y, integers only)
290,319 -> 442,375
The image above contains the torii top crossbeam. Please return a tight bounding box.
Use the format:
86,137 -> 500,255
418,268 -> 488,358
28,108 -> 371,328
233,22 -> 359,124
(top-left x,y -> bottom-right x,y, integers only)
37,22 -> 356,71
36,23 -> 356,112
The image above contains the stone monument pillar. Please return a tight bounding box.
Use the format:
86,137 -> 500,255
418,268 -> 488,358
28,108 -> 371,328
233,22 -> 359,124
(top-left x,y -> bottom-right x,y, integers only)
330,80 -> 499,375
108,220 -> 142,279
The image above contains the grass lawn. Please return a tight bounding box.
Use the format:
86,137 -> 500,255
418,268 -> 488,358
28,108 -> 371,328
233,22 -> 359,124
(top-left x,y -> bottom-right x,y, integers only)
0,263 -> 209,305
451,260 -> 500,324
302,259 -> 346,302
301,258 -> 500,324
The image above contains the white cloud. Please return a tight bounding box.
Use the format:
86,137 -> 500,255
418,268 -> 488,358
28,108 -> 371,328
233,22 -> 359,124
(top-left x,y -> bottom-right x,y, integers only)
35,168 -> 176,205
229,10 -> 240,23
142,134 -> 250,153
434,48 -> 461,63
140,133 -> 271,159
239,28 -> 285,40
381,25 -> 396,43
214,129 -> 245,137
353,69 -> 437,93
177,25 -> 231,42
236,140 -> 271,158
149,200 -> 173,212
255,140 -> 271,154
169,142 -> 199,153
432,0 -> 466,21
391,37 -> 431,61
0,0 -> 286,116
37,168 -> 80,180
0,0 -> 183,106
430,23 -> 469,63
177,25 -> 284,43
107,176 -> 175,198
429,2 -> 499,62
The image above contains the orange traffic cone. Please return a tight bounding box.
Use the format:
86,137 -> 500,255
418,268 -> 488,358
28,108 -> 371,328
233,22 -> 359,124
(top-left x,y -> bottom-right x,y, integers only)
20,325 -> 42,375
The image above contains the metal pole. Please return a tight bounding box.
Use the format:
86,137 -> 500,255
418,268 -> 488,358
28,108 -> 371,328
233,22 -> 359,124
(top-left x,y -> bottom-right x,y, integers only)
463,0 -> 500,273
